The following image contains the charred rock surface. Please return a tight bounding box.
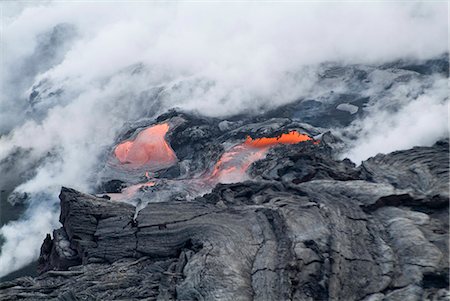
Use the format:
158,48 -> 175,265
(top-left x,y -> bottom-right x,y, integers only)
1,138 -> 448,300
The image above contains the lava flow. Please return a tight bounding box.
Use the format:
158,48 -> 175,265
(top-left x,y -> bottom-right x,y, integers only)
107,182 -> 156,201
108,128 -> 314,201
209,131 -> 313,183
244,131 -> 313,147
114,123 -> 177,170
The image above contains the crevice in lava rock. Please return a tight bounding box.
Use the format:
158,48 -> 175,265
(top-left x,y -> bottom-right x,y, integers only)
37,228 -> 82,274
156,240 -> 204,299
97,179 -> 125,194
251,208 -> 299,300
362,194 -> 450,213
422,271 -> 449,289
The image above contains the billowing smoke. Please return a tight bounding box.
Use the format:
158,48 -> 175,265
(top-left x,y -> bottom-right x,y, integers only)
0,2 -> 447,277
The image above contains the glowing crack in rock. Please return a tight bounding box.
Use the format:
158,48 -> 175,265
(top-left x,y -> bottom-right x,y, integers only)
114,123 -> 177,170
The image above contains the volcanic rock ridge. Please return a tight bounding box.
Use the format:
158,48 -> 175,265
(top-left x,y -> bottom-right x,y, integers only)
0,108 -> 448,301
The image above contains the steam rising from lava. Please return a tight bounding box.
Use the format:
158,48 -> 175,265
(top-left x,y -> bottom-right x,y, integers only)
0,2 -> 447,278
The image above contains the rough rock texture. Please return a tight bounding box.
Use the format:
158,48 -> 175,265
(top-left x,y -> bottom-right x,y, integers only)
1,138 -> 448,301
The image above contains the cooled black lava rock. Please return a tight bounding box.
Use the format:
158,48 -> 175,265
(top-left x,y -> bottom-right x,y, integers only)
97,179 -> 125,194
249,135 -> 359,184
1,137 -> 448,300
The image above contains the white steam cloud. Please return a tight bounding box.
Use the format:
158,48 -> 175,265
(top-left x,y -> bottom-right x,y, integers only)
342,77 -> 448,163
0,2 -> 448,277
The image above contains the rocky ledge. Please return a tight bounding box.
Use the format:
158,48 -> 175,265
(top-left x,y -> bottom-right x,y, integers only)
1,139 -> 448,301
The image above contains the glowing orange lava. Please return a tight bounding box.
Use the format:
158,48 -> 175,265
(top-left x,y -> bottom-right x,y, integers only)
210,130 -> 314,183
244,131 -> 313,147
108,129 -> 315,201
114,123 -> 177,170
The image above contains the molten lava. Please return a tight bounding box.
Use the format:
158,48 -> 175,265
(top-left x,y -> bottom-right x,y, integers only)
244,131 -> 313,147
210,130 -> 313,183
114,123 -> 177,170
108,128 -> 315,201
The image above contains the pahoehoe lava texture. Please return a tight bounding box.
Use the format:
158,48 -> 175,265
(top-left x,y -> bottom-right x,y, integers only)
0,129 -> 448,300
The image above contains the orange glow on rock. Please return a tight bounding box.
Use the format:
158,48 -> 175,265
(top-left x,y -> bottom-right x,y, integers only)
114,123 -> 177,170
210,130 -> 314,183
107,181 -> 156,201
107,129 -> 315,200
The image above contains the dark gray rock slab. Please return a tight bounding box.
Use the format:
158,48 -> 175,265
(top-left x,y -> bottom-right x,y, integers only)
1,140 -> 448,301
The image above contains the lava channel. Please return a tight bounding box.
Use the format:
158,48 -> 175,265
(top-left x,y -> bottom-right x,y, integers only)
114,123 -> 177,170
209,131 -> 313,184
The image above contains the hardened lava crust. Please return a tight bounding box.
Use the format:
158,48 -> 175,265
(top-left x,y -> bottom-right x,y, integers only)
0,131 -> 448,300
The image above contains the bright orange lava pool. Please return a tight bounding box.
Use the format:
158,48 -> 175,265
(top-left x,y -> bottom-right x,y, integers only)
114,123 -> 177,170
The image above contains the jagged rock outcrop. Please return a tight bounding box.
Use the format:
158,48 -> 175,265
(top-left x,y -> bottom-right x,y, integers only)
1,139 -> 448,301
